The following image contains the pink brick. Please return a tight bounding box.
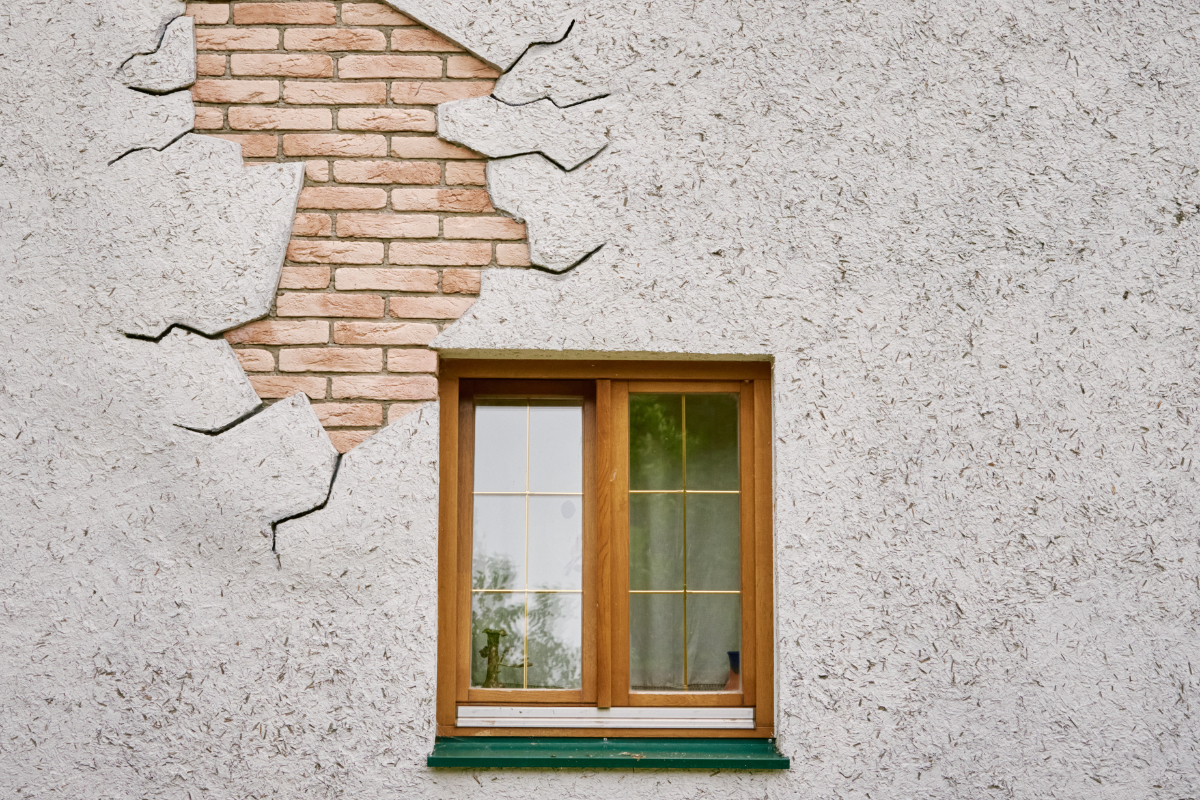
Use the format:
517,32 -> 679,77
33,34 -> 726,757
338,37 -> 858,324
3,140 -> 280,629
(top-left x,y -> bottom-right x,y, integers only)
229,107 -> 332,130
334,267 -> 439,291
192,79 -> 278,104
284,133 -> 386,157
341,3 -> 414,25
332,160 -> 440,185
196,54 -> 227,76
391,29 -> 461,51
312,403 -> 383,427
234,348 -> 274,371
387,349 -> 438,372
392,188 -> 492,212
304,161 -> 330,182
285,28 -> 386,51
331,375 -> 438,400
279,266 -> 331,289
443,216 -> 525,240
496,243 -> 531,266
193,107 -> 224,129
195,28 -> 279,50
284,80 -> 386,104
293,212 -> 332,236
226,319 -> 329,345
287,240 -> 384,264
233,2 -> 335,24
298,186 -> 387,209
248,376 -> 327,399
333,321 -> 438,345
327,429 -> 374,453
186,3 -> 230,25
390,242 -> 492,266
391,137 -> 481,159
445,161 -> 486,185
388,403 -> 420,423
337,107 -> 435,132
280,347 -> 382,372
276,293 -> 385,317
338,55 -> 442,79
442,268 -> 481,294
335,213 -> 439,238
446,55 -> 500,78
207,133 -> 277,157
392,80 -> 493,104
230,53 -> 333,78
389,296 -> 476,319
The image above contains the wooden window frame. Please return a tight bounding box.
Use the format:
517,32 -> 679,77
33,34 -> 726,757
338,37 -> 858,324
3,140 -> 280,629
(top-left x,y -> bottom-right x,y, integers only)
437,359 -> 774,739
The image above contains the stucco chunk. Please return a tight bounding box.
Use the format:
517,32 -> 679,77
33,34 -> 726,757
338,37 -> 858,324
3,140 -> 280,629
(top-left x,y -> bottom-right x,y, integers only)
194,394 -> 339,532
491,15 -> 610,107
119,16 -> 197,94
438,95 -> 609,170
384,0 -> 572,70
129,328 -> 263,431
485,153 -> 607,271
102,134 -> 303,336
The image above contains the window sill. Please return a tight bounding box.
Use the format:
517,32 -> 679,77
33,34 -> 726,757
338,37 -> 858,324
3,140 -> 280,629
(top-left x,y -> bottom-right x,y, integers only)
426,737 -> 790,770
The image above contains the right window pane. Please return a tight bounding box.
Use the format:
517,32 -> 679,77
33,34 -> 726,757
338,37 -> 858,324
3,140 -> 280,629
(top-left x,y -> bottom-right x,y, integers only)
628,393 -> 741,692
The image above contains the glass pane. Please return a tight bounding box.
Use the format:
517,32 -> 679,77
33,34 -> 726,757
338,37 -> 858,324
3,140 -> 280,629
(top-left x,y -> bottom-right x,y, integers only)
629,394 -> 683,490
684,394 -> 739,491
527,592 -> 583,689
474,403 -> 527,493
629,493 -> 683,591
685,493 -> 740,591
527,495 -> 583,590
471,495 -> 526,590
686,594 -> 741,690
471,592 -> 526,688
629,593 -> 685,691
528,404 -> 583,493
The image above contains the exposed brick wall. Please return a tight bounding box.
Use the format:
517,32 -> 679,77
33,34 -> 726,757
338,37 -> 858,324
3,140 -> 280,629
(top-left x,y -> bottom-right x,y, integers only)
186,1 -> 530,452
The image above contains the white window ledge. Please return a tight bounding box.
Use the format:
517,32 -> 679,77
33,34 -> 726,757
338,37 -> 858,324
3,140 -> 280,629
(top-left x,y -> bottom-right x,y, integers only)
457,706 -> 755,729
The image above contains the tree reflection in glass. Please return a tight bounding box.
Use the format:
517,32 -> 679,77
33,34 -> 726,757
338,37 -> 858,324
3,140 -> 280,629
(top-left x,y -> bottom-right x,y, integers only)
470,399 -> 583,690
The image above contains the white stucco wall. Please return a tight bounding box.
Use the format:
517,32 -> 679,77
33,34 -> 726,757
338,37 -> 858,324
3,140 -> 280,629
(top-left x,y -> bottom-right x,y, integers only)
2,0 -> 1199,797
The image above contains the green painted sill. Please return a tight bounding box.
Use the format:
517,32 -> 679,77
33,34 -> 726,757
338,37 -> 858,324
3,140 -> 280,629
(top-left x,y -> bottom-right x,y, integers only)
427,737 -> 790,770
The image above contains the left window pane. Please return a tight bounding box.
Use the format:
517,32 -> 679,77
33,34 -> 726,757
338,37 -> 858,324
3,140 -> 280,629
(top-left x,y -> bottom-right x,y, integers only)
471,399 -> 584,690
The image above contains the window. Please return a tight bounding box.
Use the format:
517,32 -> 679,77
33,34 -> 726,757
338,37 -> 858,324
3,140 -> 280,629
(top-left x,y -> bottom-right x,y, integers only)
437,360 -> 773,738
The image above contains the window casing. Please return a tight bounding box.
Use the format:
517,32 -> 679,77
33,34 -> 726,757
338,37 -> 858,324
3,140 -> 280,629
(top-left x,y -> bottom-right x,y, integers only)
438,360 -> 773,738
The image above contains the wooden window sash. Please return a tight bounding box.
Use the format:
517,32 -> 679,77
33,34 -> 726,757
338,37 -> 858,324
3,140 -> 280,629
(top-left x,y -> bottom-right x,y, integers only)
457,379 -> 596,705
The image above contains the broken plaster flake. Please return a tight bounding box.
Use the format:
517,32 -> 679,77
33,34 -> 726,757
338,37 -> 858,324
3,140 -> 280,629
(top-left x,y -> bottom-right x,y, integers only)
125,329 -> 262,432
96,84 -> 195,166
438,96 -> 610,170
485,154 -> 607,271
119,16 -> 196,95
491,13 -> 614,107
194,394 -> 338,530
385,0 -> 573,71
278,403 -> 438,579
103,134 -> 303,337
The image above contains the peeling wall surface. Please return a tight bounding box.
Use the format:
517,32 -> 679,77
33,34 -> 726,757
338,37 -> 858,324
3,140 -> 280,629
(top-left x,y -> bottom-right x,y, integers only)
2,0 -> 1200,797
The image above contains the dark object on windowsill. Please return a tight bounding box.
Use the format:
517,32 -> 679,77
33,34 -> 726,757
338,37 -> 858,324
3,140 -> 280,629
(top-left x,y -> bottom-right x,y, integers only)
724,650 -> 740,691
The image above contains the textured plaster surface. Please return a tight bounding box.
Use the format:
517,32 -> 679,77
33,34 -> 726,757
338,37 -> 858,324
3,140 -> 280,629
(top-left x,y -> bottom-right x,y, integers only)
3,0 -> 1200,798
415,0 -> 1200,796
0,1 -> 340,796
